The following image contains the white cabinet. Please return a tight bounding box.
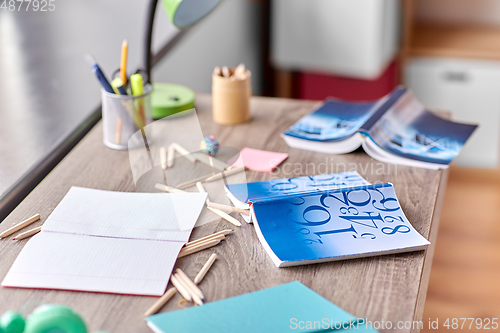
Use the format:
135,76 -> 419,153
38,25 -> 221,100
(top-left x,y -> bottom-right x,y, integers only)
405,57 -> 500,168
271,0 -> 400,79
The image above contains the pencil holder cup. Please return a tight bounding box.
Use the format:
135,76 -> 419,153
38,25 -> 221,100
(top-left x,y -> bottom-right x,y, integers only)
101,84 -> 152,150
212,68 -> 251,125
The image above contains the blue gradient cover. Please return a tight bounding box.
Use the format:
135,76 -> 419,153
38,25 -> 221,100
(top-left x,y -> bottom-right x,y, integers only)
225,171 -> 370,204
283,87 -> 407,142
367,93 -> 478,165
251,183 -> 429,267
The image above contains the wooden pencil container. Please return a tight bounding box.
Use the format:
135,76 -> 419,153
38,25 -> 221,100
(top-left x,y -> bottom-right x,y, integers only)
212,68 -> 251,125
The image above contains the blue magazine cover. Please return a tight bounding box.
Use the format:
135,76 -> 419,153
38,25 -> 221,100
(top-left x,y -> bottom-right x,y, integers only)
251,183 -> 429,267
283,87 -> 406,142
366,92 -> 478,165
283,99 -> 380,142
225,171 -> 370,206
281,86 -> 477,169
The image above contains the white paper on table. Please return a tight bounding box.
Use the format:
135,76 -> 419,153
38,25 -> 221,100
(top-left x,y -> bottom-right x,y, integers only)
2,187 -> 207,296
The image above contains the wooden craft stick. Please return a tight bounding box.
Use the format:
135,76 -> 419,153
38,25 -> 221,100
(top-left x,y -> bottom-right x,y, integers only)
171,143 -> 196,163
222,66 -> 230,78
175,269 -> 205,300
206,207 -> 241,227
194,253 -> 217,285
143,287 -> 177,318
185,234 -> 225,248
115,118 -> 122,144
12,226 -> 42,240
177,173 -> 214,190
167,144 -> 175,168
185,229 -> 233,248
170,274 -> 192,302
178,239 -> 221,258
173,273 -> 203,306
0,214 -> 40,239
204,166 -> 246,182
155,183 -> 186,193
206,202 -> 250,215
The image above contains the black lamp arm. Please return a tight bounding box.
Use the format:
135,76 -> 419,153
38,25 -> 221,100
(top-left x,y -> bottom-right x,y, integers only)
144,0 -> 189,84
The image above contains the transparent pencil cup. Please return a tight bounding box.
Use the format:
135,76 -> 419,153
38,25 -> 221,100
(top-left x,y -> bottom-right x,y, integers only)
101,84 -> 152,150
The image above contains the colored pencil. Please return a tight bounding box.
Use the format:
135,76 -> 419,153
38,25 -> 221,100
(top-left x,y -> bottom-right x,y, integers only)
0,214 -> 40,239
194,253 -> 217,285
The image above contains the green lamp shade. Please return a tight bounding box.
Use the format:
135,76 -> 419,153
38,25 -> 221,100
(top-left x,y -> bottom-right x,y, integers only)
161,0 -> 222,29
151,83 -> 195,119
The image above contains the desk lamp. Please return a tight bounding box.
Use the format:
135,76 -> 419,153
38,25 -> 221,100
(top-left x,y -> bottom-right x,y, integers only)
144,0 -> 222,119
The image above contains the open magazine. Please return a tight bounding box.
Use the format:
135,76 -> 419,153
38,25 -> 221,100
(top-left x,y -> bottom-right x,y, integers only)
282,86 -> 478,170
225,174 -> 429,267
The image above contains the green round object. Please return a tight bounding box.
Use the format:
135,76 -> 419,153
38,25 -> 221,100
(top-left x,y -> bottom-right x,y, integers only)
25,305 -> 87,333
151,83 -> 195,119
0,311 -> 25,333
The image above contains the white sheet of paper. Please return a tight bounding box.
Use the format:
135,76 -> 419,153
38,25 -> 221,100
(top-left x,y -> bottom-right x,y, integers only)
2,187 -> 208,296
2,232 -> 184,295
42,187 -> 207,242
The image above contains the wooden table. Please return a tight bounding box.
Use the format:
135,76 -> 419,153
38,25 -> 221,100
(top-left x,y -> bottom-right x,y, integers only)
0,95 -> 447,333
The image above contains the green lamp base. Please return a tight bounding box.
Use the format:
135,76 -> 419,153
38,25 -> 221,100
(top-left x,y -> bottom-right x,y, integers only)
151,82 -> 196,119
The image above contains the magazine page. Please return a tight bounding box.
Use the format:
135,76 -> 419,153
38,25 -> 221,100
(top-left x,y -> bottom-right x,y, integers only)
367,92 -> 477,165
225,171 -> 370,205
251,183 -> 430,267
283,99 -> 383,142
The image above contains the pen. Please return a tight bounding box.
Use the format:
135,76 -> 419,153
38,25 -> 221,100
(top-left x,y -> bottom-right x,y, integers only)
120,39 -> 128,86
83,54 -> 114,94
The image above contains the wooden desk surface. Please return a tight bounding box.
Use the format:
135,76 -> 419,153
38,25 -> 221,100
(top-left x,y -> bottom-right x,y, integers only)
0,95 -> 447,333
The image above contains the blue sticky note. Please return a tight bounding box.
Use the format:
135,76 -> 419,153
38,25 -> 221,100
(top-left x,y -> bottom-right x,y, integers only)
146,281 -> 379,332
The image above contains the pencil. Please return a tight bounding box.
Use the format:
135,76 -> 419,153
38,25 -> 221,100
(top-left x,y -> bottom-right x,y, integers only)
170,274 -> 192,302
192,153 -> 229,171
167,144 -> 175,168
206,202 -> 250,215
120,39 -> 128,85
155,184 -> 186,193
175,269 -> 204,300
171,143 -> 196,163
177,173 -> 214,190
185,229 -> 233,248
196,182 -> 207,194
204,166 -> 246,182
174,273 -> 203,306
185,236 -> 225,251
234,63 -> 246,80
115,118 -> 122,144
185,234 -> 225,248
12,226 -> 42,240
178,239 -> 221,258
160,147 -> 167,170
160,146 -> 168,185
194,253 -> 217,285
142,287 -> 177,318
207,207 -> 241,227
222,66 -> 230,78
0,214 -> 40,239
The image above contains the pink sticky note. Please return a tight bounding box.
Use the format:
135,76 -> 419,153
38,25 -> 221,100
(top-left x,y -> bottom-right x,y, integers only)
228,148 -> 288,172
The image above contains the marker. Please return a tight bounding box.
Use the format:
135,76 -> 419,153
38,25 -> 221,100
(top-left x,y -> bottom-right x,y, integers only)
130,73 -> 145,124
83,54 -> 114,94
111,78 -> 128,95
120,40 -> 128,86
